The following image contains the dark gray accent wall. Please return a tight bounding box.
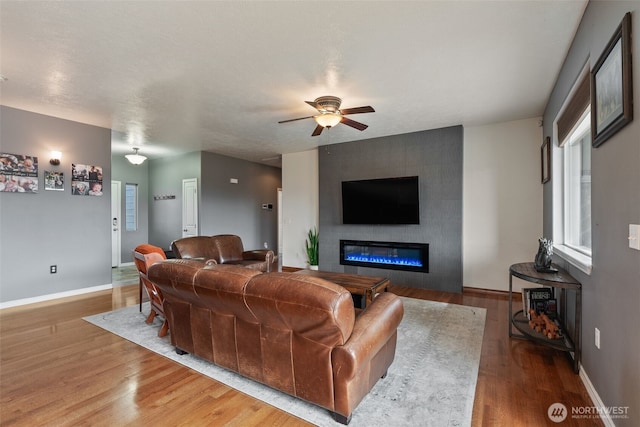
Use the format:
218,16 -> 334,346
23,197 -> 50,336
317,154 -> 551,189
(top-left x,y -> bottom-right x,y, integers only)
111,154 -> 149,263
0,106 -> 112,302
318,126 -> 462,292
148,151 -> 281,253
543,3 -> 639,424
200,152 -> 280,251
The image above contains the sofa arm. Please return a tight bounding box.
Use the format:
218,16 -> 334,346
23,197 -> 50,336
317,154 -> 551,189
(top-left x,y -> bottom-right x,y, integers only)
242,249 -> 274,262
332,292 -> 404,379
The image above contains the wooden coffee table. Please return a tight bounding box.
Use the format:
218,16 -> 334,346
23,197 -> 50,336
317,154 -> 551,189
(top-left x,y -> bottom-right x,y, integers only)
294,269 -> 390,308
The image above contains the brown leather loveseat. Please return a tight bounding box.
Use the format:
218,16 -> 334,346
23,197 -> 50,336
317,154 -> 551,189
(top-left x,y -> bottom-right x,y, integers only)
148,260 -> 404,424
171,234 -> 277,272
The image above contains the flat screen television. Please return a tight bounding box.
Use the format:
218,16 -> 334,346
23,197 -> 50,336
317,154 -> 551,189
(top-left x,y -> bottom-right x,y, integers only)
342,176 -> 419,224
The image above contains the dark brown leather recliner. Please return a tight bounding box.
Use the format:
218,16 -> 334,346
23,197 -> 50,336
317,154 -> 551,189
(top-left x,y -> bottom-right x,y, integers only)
170,234 -> 277,272
148,260 -> 404,424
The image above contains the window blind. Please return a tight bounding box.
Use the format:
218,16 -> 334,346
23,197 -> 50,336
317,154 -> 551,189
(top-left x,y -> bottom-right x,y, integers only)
557,73 -> 590,145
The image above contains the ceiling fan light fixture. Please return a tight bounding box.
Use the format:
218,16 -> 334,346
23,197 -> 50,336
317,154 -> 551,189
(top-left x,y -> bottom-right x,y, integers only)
125,147 -> 147,165
314,112 -> 342,128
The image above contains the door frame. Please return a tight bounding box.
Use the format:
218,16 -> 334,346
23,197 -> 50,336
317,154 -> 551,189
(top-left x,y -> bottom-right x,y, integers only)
111,180 -> 121,267
182,178 -> 198,238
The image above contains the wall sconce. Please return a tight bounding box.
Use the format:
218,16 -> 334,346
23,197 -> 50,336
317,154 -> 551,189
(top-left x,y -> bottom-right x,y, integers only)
50,151 -> 62,165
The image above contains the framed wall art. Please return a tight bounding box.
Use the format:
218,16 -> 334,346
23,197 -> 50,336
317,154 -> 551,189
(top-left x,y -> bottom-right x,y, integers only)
591,12 -> 633,148
45,171 -> 64,191
541,137 -> 550,184
72,163 -> 103,196
0,153 -> 38,193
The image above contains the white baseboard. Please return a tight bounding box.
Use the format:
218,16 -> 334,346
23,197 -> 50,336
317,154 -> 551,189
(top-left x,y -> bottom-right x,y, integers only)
0,284 -> 113,310
116,262 -> 135,267
580,364 -> 615,427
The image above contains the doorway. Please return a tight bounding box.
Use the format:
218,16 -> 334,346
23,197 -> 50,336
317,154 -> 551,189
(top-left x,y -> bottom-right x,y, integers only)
111,180 -> 121,267
182,178 -> 198,237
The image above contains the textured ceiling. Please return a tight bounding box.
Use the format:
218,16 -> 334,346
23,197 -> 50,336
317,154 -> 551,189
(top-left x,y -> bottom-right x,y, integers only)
0,1 -> 587,166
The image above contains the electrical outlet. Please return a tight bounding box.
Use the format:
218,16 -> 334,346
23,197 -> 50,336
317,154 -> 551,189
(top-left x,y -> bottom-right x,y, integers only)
595,327 -> 600,349
50,265 -> 57,274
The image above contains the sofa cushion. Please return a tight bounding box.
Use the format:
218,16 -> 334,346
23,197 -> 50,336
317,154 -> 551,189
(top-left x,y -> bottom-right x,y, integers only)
171,236 -> 219,261
244,272 -> 355,347
212,234 -> 244,263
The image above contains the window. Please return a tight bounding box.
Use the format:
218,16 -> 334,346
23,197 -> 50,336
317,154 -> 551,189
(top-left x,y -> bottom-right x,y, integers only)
553,70 -> 592,274
125,183 -> 138,231
562,112 -> 591,255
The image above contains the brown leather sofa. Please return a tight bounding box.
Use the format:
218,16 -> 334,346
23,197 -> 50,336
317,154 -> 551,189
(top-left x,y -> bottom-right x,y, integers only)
148,260 -> 404,424
171,234 -> 277,272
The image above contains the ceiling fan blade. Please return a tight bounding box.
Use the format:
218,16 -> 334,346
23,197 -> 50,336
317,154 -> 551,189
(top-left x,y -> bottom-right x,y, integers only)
311,124 -> 324,136
340,117 -> 368,131
278,115 -> 315,124
339,106 -> 375,115
305,100 -> 320,110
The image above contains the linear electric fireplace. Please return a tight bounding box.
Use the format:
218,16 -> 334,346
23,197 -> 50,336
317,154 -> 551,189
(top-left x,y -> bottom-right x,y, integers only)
340,240 -> 429,273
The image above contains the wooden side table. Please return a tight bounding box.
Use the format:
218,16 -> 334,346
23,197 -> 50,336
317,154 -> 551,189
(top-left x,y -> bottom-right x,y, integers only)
508,262 -> 582,373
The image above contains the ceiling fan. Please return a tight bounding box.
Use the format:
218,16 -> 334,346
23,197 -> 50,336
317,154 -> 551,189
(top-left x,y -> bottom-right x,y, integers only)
278,96 -> 375,136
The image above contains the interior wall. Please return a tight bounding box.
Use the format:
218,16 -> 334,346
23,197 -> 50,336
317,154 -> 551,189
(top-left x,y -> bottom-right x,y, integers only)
148,151 -> 201,251
199,151 -> 281,250
148,151 -> 281,253
463,118 -> 543,292
281,149 -> 319,268
542,3 -> 639,424
0,106 -> 112,304
111,153 -> 149,264
318,127 -> 463,292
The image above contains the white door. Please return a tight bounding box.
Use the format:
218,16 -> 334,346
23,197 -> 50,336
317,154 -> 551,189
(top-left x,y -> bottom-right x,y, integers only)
277,188 -> 283,257
182,178 -> 198,237
111,181 -> 121,267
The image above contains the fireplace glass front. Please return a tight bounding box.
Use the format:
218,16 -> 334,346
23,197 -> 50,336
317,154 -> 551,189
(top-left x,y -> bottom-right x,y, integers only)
340,240 -> 429,273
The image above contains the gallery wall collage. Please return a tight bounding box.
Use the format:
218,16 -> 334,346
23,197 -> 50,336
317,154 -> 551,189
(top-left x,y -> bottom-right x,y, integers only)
0,153 -> 103,196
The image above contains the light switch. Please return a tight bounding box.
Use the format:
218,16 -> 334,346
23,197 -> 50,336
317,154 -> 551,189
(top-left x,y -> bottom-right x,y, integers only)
629,224 -> 640,250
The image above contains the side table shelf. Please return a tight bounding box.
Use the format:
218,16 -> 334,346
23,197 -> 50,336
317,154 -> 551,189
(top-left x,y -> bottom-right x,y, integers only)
508,262 -> 582,374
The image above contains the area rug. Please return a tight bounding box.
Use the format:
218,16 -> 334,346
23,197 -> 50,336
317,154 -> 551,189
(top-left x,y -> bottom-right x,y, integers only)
84,297 -> 486,426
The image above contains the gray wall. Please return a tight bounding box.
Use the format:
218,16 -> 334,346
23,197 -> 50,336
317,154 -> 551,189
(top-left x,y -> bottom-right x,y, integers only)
148,151 -> 281,253
543,3 -> 639,424
148,151 -> 201,251
200,152 -> 280,250
111,154 -> 149,263
0,106 -> 112,302
318,126 -> 462,292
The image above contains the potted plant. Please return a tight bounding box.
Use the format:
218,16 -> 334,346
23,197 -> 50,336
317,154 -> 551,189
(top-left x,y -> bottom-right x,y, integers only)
305,227 -> 319,270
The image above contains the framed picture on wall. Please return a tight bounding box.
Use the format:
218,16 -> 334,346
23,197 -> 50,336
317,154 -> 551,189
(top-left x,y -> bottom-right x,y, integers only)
591,12 -> 633,148
45,171 -> 64,191
0,153 -> 38,193
71,163 -> 103,196
541,137 -> 550,184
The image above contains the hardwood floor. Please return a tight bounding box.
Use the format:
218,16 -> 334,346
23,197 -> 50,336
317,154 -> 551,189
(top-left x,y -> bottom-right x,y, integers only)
0,283 -> 602,426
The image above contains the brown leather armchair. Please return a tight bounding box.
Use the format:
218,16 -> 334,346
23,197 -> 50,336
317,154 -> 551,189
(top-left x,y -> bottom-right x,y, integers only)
171,234 -> 278,272
133,244 -> 168,337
